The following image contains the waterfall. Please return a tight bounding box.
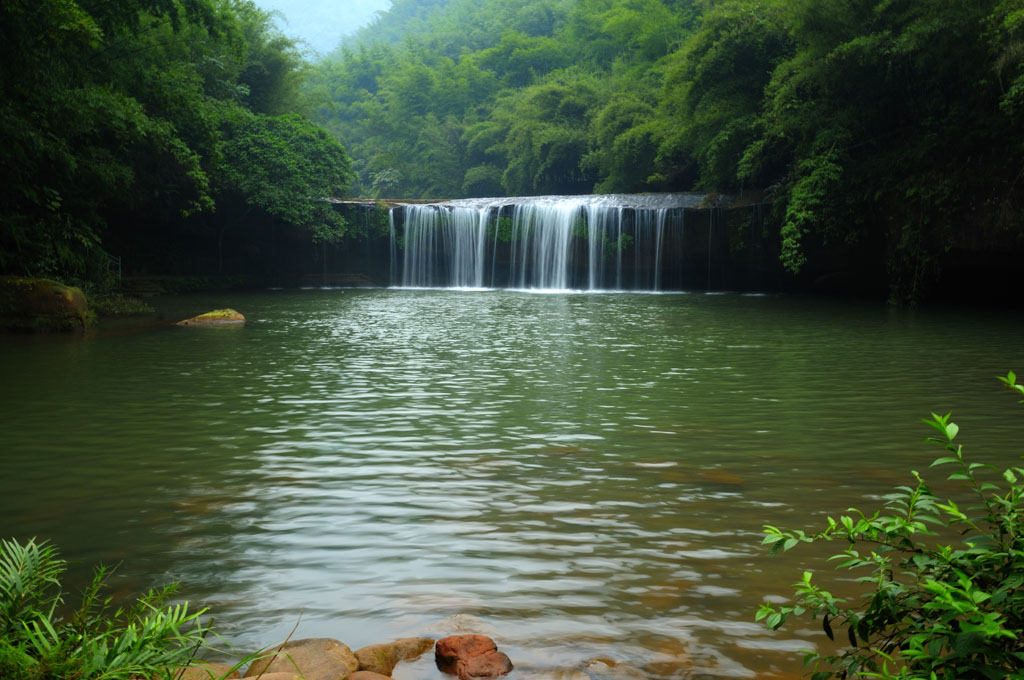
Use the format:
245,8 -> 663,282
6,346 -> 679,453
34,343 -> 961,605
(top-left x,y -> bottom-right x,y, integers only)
400,204 -> 492,288
389,193 -> 701,291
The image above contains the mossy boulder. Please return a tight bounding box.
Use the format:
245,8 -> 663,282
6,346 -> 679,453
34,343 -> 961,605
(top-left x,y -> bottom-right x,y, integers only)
176,308 -> 246,326
0,276 -> 89,333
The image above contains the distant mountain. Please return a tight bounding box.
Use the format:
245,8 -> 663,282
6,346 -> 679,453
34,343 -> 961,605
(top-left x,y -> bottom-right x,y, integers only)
337,0 -> 451,50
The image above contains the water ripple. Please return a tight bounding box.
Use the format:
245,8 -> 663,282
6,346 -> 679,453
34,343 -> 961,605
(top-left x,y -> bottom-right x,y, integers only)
2,290 -> 1023,677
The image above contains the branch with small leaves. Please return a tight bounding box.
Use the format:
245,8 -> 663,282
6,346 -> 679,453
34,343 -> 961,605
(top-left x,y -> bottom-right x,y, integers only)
757,372 -> 1024,680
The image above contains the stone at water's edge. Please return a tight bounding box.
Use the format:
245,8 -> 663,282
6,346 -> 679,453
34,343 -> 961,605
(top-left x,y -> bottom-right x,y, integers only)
245,638 -> 359,680
0,276 -> 89,332
176,308 -> 245,326
348,672 -> 394,680
435,635 -> 497,662
355,637 -> 436,675
435,635 -> 513,680
175,662 -> 242,680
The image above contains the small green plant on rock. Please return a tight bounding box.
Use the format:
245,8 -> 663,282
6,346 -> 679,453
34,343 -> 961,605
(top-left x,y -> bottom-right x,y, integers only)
757,372 -> 1024,680
0,537 -> 210,680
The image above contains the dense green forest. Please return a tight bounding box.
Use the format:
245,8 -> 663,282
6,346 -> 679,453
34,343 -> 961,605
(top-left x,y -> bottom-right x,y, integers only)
2,0 -> 1023,302
0,0 -> 352,287
311,0 -> 1024,301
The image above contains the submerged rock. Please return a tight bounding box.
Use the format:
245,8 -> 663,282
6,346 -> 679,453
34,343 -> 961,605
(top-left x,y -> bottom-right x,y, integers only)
436,634 -> 513,680
429,614 -> 498,637
245,638 -> 358,680
0,276 -> 89,332
347,672 -> 393,680
583,659 -> 648,680
355,637 -> 435,675
462,653 -> 515,680
176,308 -> 245,326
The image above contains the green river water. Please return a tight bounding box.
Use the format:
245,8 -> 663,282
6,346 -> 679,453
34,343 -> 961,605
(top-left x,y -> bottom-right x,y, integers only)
1,289 -> 1022,679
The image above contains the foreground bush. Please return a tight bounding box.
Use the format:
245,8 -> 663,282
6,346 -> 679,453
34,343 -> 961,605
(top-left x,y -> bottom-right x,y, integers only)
758,372 -> 1024,679
0,538 -> 210,679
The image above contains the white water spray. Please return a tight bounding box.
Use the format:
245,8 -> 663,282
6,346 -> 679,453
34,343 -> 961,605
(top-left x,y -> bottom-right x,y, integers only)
390,194 -> 701,291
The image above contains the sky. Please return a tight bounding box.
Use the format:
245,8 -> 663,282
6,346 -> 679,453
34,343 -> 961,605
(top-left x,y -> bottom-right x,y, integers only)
252,0 -> 392,56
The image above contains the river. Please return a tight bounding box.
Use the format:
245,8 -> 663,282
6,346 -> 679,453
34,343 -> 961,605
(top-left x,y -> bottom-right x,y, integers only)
1,289 -> 1021,679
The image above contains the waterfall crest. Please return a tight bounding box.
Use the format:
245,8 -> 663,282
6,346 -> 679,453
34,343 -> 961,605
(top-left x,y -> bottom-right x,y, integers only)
391,194 -> 702,291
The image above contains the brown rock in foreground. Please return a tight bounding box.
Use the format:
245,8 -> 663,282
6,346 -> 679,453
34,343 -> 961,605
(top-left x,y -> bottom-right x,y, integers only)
435,635 -> 496,663
239,674 -> 300,680
245,638 -> 359,680
435,634 -> 513,680
355,637 -> 435,675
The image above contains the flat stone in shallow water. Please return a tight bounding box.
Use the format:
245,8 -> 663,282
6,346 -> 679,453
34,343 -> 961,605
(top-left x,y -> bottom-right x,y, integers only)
176,308 -> 245,326
355,637 -> 435,675
245,638 -> 359,680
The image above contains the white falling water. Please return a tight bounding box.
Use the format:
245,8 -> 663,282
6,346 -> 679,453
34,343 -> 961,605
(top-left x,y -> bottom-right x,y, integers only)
391,194 -> 701,291
401,204 -> 492,288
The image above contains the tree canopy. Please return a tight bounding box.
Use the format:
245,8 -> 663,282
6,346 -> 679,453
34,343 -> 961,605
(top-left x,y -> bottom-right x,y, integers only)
0,0 -> 352,285
4,0 -> 1022,301
308,0 -> 1024,302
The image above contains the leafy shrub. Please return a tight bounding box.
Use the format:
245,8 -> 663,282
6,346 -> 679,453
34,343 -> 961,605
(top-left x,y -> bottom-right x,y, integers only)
0,538 -> 210,680
757,372 -> 1024,680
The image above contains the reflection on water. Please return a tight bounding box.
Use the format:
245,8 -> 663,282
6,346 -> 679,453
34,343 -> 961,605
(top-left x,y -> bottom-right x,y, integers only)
1,290 -> 1021,678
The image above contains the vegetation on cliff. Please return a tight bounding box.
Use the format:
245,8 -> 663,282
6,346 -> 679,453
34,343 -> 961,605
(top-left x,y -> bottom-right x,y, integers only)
2,0 -> 1023,302
309,0 -> 1024,302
